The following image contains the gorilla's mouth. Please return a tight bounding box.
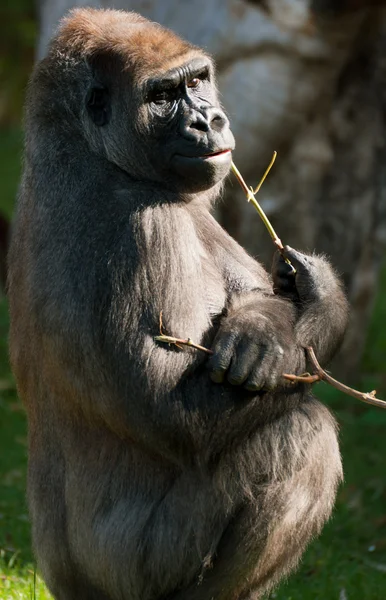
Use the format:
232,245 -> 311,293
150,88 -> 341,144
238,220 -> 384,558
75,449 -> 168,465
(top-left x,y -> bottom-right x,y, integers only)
174,149 -> 232,164
171,149 -> 233,187
203,149 -> 232,159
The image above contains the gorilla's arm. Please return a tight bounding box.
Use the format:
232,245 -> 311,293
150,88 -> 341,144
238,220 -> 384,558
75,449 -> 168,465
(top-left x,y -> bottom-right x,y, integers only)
192,212 -> 305,390
200,217 -> 348,385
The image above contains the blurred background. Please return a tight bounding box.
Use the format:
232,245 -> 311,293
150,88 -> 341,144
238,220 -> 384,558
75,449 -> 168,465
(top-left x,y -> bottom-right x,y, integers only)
0,1 -> 386,598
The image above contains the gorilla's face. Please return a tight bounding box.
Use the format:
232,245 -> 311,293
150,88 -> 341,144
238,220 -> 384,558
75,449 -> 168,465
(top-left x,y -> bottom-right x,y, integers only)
85,56 -> 235,194
144,57 -> 235,192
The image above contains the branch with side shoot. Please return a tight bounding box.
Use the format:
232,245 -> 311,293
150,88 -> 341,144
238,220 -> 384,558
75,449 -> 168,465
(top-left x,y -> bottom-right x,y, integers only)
284,346 -> 386,409
154,311 -> 213,355
230,153 -> 283,250
231,154 -> 295,272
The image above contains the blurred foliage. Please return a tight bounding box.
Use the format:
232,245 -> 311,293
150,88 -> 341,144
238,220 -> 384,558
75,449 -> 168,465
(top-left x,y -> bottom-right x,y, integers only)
0,128 -> 23,218
0,0 -> 37,126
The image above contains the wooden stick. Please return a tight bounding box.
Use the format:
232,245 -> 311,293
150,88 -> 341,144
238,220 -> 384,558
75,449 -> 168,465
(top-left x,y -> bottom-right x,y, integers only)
154,334 -> 214,355
253,151 -> 278,194
230,156 -> 283,251
284,346 -> 386,409
230,157 -> 295,273
156,311 -> 214,355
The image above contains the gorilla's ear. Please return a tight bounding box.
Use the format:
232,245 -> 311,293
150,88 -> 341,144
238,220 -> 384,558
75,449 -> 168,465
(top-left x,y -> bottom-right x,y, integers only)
86,83 -> 110,126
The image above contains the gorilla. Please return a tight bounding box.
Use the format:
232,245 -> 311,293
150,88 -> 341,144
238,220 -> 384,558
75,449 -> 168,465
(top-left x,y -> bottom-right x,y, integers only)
8,8 -> 348,600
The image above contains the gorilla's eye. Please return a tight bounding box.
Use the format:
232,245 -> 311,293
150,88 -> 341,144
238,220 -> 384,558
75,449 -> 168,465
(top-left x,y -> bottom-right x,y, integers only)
150,88 -> 178,105
187,78 -> 200,89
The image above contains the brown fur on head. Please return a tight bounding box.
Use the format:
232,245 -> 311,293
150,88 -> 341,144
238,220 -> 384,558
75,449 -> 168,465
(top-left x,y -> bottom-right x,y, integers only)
52,8 -> 205,80
30,6 -> 231,195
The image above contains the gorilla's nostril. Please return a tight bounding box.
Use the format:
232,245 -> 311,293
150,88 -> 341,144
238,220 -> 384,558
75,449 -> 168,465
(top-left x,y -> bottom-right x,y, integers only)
190,114 -> 210,133
210,112 -> 227,133
187,108 -> 228,135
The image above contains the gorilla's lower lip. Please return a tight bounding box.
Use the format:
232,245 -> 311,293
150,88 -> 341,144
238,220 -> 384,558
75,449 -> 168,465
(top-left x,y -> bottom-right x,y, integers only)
171,149 -> 232,190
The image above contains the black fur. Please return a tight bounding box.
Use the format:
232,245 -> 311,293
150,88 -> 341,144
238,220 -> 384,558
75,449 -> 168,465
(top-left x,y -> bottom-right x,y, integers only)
8,9 -> 349,600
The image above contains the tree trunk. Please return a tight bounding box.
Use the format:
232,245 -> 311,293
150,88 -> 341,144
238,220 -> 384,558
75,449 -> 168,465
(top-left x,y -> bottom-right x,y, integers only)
37,0 -> 386,380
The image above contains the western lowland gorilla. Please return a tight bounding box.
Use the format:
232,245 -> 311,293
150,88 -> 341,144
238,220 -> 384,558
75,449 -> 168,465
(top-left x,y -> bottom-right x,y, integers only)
8,8 -> 349,600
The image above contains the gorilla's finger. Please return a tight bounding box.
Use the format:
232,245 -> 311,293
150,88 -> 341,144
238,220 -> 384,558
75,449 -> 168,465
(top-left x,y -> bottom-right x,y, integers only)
272,252 -> 297,295
282,246 -> 312,272
273,275 -> 296,294
227,338 -> 260,386
208,332 -> 237,383
242,344 -> 274,391
273,254 -> 296,279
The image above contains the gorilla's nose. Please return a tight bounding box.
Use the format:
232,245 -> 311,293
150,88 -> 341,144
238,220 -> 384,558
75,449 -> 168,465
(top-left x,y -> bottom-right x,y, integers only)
182,108 -> 229,139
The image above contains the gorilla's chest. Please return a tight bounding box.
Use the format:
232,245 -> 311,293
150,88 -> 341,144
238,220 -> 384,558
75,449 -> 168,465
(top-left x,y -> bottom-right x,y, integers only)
136,204 -> 227,333
200,249 -> 227,319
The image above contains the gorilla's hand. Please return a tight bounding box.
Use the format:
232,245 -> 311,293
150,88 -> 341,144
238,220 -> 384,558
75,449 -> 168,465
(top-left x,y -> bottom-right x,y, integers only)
208,301 -> 302,391
272,246 -> 349,365
272,246 -> 338,306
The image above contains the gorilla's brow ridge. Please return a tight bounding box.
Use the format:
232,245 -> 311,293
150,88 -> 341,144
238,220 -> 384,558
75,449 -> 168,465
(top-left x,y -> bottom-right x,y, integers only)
146,58 -> 211,92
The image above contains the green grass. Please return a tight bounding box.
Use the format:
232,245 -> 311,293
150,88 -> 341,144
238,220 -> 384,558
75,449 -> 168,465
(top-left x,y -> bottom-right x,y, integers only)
1,126 -> 386,599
